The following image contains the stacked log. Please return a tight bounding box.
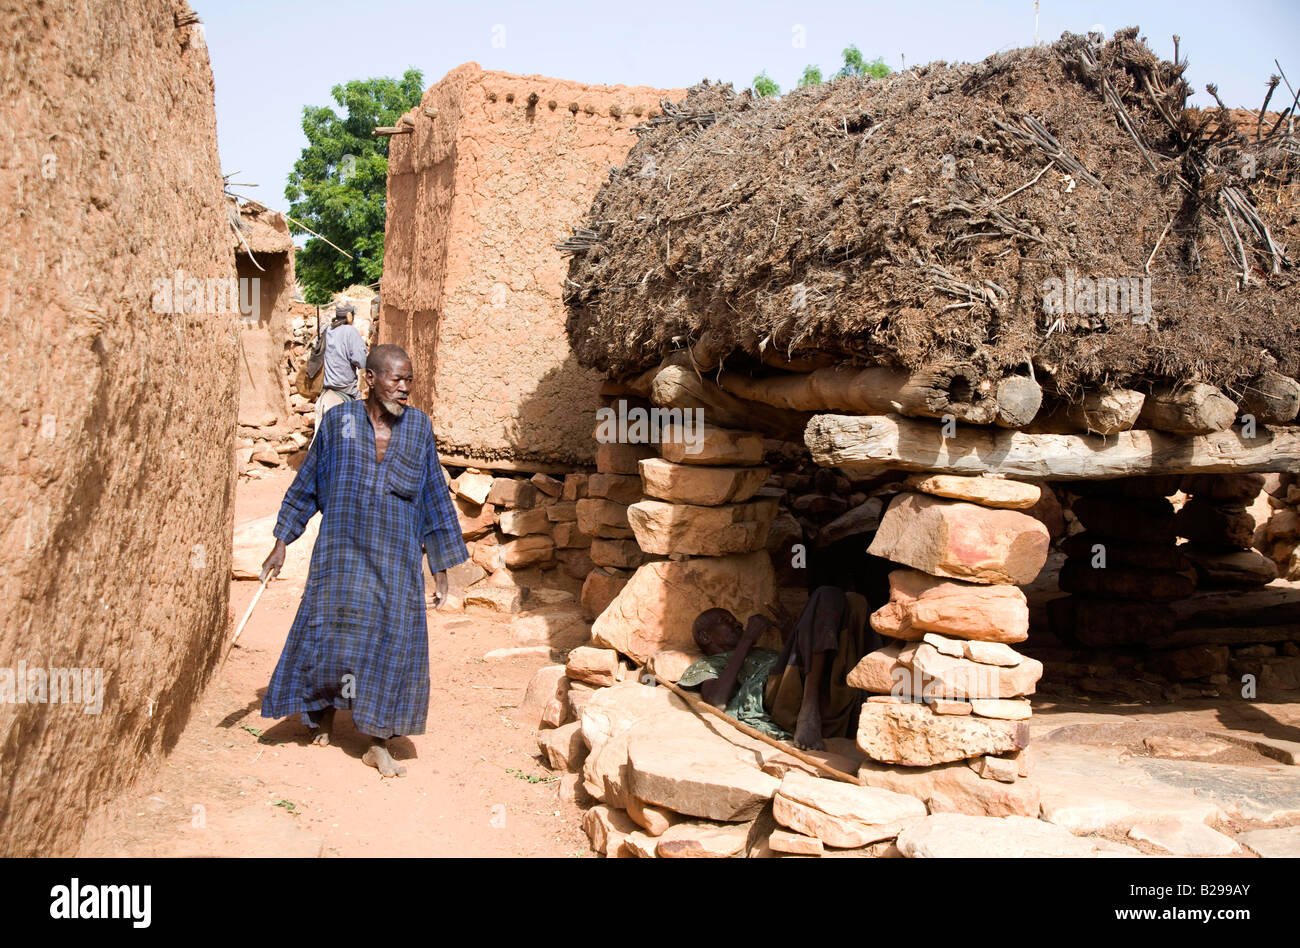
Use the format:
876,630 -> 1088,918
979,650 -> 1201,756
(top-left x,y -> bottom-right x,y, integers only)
1047,476 -> 1191,647
842,475 -> 1049,816
1177,474 -> 1278,587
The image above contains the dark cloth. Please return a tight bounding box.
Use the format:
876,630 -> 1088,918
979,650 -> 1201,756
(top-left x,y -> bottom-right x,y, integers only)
677,648 -> 790,740
768,586 -> 873,740
262,401 -> 467,737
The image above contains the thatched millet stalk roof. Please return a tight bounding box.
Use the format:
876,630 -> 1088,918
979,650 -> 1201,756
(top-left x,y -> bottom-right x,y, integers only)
563,30 -> 1299,400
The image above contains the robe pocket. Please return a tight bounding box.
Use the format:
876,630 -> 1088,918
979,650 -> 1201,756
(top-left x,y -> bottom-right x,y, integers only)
386,449 -> 423,501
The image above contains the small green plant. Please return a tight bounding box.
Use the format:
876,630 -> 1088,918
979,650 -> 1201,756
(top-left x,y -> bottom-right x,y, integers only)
272,799 -> 300,815
240,724 -> 284,746
506,767 -> 558,785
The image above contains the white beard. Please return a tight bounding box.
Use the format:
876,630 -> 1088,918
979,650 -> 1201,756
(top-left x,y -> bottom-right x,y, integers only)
381,399 -> 406,418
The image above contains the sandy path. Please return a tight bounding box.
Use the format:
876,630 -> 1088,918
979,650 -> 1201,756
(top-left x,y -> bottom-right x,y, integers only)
78,471 -> 589,858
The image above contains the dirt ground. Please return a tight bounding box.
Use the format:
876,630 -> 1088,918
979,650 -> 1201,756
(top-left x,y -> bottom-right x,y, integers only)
77,469 -> 590,858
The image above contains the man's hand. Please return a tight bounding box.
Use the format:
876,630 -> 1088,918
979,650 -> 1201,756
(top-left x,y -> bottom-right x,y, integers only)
260,539 -> 286,584
431,570 -> 449,611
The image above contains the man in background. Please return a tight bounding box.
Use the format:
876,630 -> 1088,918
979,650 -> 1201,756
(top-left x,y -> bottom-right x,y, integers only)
311,300 -> 367,443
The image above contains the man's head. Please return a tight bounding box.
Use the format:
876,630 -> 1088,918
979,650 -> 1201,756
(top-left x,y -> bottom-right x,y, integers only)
365,344 -> 413,418
693,607 -> 744,656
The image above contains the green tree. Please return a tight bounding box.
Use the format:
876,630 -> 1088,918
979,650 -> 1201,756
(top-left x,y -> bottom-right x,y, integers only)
797,65 -> 823,88
837,45 -> 891,79
285,69 -> 425,305
752,71 -> 780,98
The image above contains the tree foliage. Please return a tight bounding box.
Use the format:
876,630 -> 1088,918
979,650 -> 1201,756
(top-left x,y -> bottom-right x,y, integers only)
837,45 -> 892,80
752,71 -> 780,98
753,46 -> 891,99
797,65 -> 823,89
285,69 -> 425,304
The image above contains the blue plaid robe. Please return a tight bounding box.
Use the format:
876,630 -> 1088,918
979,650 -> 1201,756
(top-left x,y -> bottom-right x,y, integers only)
261,401 -> 468,737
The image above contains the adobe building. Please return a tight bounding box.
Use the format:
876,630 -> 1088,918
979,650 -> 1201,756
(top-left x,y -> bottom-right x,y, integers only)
231,198 -> 297,428
380,63 -> 685,472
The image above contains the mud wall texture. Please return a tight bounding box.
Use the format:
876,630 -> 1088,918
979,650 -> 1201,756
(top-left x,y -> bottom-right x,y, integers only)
236,249 -> 295,426
0,0 -> 236,855
382,64 -> 682,470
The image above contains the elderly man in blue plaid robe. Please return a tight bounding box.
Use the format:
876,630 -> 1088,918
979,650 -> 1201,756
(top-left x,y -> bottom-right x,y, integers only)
259,344 -> 467,777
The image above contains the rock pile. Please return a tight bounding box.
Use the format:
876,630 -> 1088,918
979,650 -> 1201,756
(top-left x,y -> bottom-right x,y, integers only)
843,475 -> 1050,817
588,409 -> 779,665
444,467 -> 590,634
531,677 -> 929,857
1256,472 -> 1300,581
1178,474 -> 1277,587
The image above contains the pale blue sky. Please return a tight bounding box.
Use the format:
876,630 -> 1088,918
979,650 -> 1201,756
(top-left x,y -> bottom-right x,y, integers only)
203,0 -> 1300,219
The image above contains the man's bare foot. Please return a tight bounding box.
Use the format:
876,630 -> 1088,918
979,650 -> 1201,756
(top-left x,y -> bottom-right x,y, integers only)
792,708 -> 825,752
362,740 -> 407,777
310,708 -> 336,746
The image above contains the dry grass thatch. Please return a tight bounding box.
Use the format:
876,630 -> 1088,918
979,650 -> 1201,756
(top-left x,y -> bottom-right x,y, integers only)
563,29 -> 1299,397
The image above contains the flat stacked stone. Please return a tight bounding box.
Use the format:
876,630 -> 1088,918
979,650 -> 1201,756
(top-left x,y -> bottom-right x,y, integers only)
590,424 -> 779,661
1048,476 -> 1188,647
846,475 -> 1049,815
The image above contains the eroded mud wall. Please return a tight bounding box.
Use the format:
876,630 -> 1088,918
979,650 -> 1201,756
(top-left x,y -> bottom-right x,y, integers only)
0,0 -> 236,855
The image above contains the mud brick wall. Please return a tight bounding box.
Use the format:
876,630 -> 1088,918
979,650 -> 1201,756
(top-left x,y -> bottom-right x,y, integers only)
381,64 -> 682,470
0,0 -> 236,855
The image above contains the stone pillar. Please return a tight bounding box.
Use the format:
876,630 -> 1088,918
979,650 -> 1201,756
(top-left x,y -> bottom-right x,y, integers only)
846,474 -> 1049,816
586,420 -> 778,672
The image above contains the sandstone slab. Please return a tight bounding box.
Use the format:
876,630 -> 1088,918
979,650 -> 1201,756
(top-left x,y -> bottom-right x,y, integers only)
858,759 -> 1040,818
566,646 -> 621,687
904,474 -> 1041,509
592,553 -> 774,663
867,493 -> 1049,585
769,829 -> 824,856
498,507 -> 551,537
638,457 -> 770,506
772,771 -> 925,848
856,701 -> 1029,766
589,538 -> 646,569
626,710 -> 779,821
538,721 -> 587,772
1236,826 -> 1300,858
576,498 -> 633,539
871,569 -> 1029,643
582,804 -> 639,855
1127,820 -> 1239,856
896,814 -> 1141,858
454,472 -> 494,506
660,424 -> 764,466
655,819 -> 752,857
627,496 -> 778,556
